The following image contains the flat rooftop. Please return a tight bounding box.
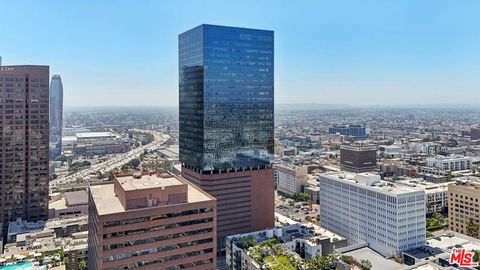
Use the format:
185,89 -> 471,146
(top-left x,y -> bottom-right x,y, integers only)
90,173 -> 214,216
117,173 -> 183,191
64,190 -> 88,206
76,132 -> 116,139
341,247 -> 403,270
323,172 -> 421,195
395,179 -> 452,194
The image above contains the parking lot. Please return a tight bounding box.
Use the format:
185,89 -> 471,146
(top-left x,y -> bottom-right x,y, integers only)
274,192 -> 320,224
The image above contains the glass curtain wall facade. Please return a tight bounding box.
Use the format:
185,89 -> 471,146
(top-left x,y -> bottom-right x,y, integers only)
49,75 -> 63,159
179,24 -> 274,172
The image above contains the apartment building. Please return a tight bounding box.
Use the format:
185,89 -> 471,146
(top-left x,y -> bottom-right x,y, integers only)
88,171 -> 217,270
396,179 -> 451,214
319,172 -> 426,257
421,155 -> 472,176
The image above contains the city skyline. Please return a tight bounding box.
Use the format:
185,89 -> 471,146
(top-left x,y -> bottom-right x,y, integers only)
1,0 -> 479,107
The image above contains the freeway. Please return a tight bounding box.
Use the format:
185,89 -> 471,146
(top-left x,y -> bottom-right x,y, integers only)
49,130 -> 170,189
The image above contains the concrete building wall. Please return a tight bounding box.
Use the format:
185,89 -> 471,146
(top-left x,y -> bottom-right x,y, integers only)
88,173 -> 217,270
182,166 -> 274,251
448,182 -> 480,237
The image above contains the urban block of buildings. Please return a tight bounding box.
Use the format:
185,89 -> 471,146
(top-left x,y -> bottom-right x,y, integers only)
226,223 -> 348,270
3,215 -> 88,270
88,171 -> 217,270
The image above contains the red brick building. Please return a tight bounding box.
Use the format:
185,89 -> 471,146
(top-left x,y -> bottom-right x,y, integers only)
88,171 -> 217,270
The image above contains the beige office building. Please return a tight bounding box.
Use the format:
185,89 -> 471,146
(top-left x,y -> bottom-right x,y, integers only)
448,180 -> 480,237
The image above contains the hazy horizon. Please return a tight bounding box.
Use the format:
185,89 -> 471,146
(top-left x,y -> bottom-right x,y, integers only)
2,0 -> 479,107
63,102 -> 480,112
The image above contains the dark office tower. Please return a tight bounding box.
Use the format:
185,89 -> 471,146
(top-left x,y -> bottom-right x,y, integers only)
49,75 -> 63,159
179,24 -> 275,250
471,128 -> 480,141
340,144 -> 378,173
0,65 -> 50,230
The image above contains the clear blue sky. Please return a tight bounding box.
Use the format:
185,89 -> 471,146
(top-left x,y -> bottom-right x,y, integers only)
1,0 -> 479,107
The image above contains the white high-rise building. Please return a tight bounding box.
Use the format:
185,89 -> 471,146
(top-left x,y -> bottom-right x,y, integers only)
319,172 -> 426,257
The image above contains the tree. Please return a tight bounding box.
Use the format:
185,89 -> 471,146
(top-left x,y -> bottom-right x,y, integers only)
128,158 -> 141,169
341,255 -> 354,265
237,236 -> 258,249
360,259 -> 372,270
466,218 -> 479,238
292,192 -> 310,202
78,259 -> 87,270
447,171 -> 453,181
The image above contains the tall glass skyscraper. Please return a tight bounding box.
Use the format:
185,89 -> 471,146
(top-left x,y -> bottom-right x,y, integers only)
179,24 -> 274,172
179,25 -> 275,250
49,75 -> 63,159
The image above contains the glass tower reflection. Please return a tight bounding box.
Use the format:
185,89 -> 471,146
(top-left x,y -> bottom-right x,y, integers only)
179,24 -> 274,172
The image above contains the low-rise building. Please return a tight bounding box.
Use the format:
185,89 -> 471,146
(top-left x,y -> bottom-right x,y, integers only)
280,147 -> 297,157
402,231 -> 480,268
378,160 -> 417,177
88,171 -> 217,270
74,132 -> 130,156
379,145 -> 404,158
49,190 -> 88,218
226,223 -> 348,270
274,164 -> 308,197
320,172 -> 426,257
305,185 -> 319,204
